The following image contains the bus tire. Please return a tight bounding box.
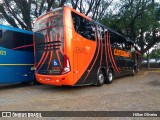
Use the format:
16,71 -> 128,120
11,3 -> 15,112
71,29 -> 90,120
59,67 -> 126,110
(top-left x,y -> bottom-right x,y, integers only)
22,79 -> 41,85
96,70 -> 105,86
32,77 -> 41,85
22,81 -> 34,85
105,69 -> 113,84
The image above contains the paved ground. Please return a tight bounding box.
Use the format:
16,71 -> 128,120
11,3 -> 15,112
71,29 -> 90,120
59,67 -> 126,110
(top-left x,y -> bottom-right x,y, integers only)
0,70 -> 160,119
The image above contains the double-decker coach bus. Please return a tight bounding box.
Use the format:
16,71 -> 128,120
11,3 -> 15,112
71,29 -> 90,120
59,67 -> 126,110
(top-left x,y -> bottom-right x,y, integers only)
33,6 -> 141,86
0,24 -> 34,84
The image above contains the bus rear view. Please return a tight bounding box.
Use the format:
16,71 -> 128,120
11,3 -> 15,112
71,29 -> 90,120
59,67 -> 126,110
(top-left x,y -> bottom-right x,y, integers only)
34,7 -> 140,87
34,7 -> 73,86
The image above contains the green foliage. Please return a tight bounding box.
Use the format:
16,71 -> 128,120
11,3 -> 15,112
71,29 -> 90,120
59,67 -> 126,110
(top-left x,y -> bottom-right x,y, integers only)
150,49 -> 160,59
0,0 -> 113,30
101,0 -> 160,55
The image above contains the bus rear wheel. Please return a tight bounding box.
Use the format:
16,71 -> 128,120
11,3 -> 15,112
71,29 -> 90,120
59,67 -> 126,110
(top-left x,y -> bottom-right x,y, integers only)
105,69 -> 113,84
96,70 -> 105,86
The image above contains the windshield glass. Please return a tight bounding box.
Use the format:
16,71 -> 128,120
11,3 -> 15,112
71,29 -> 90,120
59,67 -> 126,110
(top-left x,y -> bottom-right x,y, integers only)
34,8 -> 63,32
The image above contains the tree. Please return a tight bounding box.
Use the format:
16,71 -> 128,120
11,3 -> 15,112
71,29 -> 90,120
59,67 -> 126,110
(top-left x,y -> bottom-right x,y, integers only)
71,0 -> 113,21
149,43 -> 160,59
101,0 -> 160,55
0,0 -> 63,30
0,0 -> 113,30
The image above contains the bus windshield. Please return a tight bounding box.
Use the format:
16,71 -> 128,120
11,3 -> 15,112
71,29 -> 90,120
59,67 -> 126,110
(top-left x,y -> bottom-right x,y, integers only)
34,8 -> 64,75
34,8 -> 63,32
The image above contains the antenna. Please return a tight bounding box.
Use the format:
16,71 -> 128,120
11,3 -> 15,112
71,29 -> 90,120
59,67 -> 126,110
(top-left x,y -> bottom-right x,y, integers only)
64,0 -> 72,8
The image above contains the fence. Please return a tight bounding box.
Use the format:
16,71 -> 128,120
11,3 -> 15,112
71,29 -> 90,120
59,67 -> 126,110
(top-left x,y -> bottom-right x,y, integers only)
141,63 -> 160,68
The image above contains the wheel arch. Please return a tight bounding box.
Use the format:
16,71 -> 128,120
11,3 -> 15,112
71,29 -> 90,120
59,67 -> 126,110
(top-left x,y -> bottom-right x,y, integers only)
107,66 -> 114,75
97,67 -> 107,76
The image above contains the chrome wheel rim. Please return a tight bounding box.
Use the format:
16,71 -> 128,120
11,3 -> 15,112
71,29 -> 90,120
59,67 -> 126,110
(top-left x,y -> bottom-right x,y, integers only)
133,69 -> 135,75
108,72 -> 113,82
99,73 -> 104,83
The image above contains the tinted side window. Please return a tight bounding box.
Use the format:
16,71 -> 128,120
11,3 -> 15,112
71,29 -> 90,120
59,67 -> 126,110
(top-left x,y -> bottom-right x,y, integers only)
24,34 -> 33,51
13,32 -> 33,51
0,30 -> 13,48
71,12 -> 95,41
13,31 -> 25,50
110,32 -> 126,49
0,30 -> 33,51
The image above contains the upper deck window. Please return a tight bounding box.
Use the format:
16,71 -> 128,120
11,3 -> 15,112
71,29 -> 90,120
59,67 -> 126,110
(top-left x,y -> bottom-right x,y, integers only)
110,32 -> 126,49
34,8 -> 63,32
71,12 -> 95,41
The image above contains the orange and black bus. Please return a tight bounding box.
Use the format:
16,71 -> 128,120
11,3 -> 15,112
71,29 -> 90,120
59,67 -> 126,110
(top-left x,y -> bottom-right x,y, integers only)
33,6 -> 141,86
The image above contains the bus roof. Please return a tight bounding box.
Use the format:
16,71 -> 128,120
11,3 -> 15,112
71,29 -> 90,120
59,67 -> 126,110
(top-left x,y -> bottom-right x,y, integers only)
67,7 -> 133,43
35,7 -> 62,22
34,6 -> 134,44
92,21 -> 129,41
0,24 -> 32,35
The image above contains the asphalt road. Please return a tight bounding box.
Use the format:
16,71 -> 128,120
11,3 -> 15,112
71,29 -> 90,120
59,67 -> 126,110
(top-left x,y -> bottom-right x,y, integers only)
0,70 -> 160,119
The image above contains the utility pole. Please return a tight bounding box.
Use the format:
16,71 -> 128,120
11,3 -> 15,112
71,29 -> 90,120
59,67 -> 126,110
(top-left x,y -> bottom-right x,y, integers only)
147,49 -> 150,68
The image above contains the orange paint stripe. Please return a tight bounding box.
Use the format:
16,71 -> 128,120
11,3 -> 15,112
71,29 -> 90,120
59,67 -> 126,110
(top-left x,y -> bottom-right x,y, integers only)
55,29 -> 63,68
106,32 -> 117,75
100,32 -> 103,67
60,47 -> 64,55
36,34 -> 47,68
38,51 -> 50,71
56,28 -> 58,41
47,32 -> 53,70
56,50 -> 63,68
104,32 -> 108,68
82,28 -> 100,83
59,28 -> 64,55
38,32 -> 50,71
59,28 -> 62,41
47,51 -> 53,70
108,33 -> 120,73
